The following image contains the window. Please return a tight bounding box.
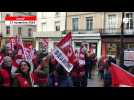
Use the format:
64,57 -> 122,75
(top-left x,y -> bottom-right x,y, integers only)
18,27 -> 22,35
55,21 -> 60,31
72,17 -> 79,31
129,44 -> 134,49
55,12 -> 60,17
107,43 -> 118,56
125,13 -> 133,29
106,14 -> 117,32
42,23 -> 47,32
28,28 -> 32,37
6,26 -> 10,34
86,17 -> 93,31
6,14 -> 10,17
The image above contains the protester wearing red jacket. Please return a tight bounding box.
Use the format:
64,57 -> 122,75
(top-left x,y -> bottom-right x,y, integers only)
0,56 -> 13,87
34,56 -> 49,87
12,60 -> 33,87
71,61 -> 80,87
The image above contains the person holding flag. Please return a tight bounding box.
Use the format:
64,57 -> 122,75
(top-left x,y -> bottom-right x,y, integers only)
79,44 -> 87,87
71,49 -> 81,87
15,35 -> 35,86
51,32 -> 75,87
34,55 -> 49,87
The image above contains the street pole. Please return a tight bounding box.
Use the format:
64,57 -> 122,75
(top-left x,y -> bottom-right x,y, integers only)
120,12 -> 125,67
65,12 -> 67,33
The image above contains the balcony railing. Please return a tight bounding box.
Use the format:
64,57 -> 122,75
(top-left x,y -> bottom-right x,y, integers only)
100,28 -> 121,35
66,29 -> 101,34
100,28 -> 134,35
66,28 -> 134,35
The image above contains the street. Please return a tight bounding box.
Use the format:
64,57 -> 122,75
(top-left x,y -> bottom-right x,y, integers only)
87,69 -> 103,87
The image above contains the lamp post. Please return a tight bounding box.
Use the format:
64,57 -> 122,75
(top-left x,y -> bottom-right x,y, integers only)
120,12 -> 125,67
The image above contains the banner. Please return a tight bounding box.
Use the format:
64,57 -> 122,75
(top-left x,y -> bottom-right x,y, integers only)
5,16 -> 36,25
110,63 -> 134,87
52,46 -> 73,72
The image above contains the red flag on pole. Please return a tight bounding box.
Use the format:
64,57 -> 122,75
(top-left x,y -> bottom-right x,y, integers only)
79,46 -> 85,66
110,63 -> 134,87
0,53 -> 4,65
6,36 -> 17,52
52,32 -> 76,72
58,32 -> 76,64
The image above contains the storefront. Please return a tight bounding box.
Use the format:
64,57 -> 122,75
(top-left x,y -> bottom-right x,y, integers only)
74,41 -> 97,55
2,37 -> 34,48
72,33 -> 101,59
101,35 -> 134,64
35,37 -> 61,52
22,39 -> 33,47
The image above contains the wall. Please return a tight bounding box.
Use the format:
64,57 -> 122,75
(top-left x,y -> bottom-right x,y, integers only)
67,12 -> 105,31
37,12 -> 66,32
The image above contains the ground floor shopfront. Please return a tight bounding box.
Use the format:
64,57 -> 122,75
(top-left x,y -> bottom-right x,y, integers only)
101,36 -> 134,64
34,33 -> 102,59
35,37 -> 61,52
33,31 -> 62,52
72,33 -> 101,59
1,37 -> 34,48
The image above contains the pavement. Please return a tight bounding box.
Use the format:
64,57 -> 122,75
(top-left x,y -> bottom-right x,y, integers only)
87,69 -> 104,87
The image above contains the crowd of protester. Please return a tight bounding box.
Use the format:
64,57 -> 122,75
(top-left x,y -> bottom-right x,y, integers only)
0,41 -> 122,87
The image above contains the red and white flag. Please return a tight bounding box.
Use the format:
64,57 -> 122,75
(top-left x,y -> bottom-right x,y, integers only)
110,63 -> 134,87
79,46 -> 85,66
0,53 -> 4,65
52,32 -> 76,72
6,36 -> 17,52
40,38 -> 49,52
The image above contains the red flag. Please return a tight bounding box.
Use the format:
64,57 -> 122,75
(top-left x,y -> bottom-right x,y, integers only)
40,38 -> 48,50
52,32 -> 76,72
7,37 -> 17,51
0,53 -> 4,65
110,63 -> 134,87
79,46 -> 85,66
58,32 -> 76,64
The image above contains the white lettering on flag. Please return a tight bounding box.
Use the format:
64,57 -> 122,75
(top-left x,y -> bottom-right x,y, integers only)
52,46 -> 73,72
79,59 -> 85,65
